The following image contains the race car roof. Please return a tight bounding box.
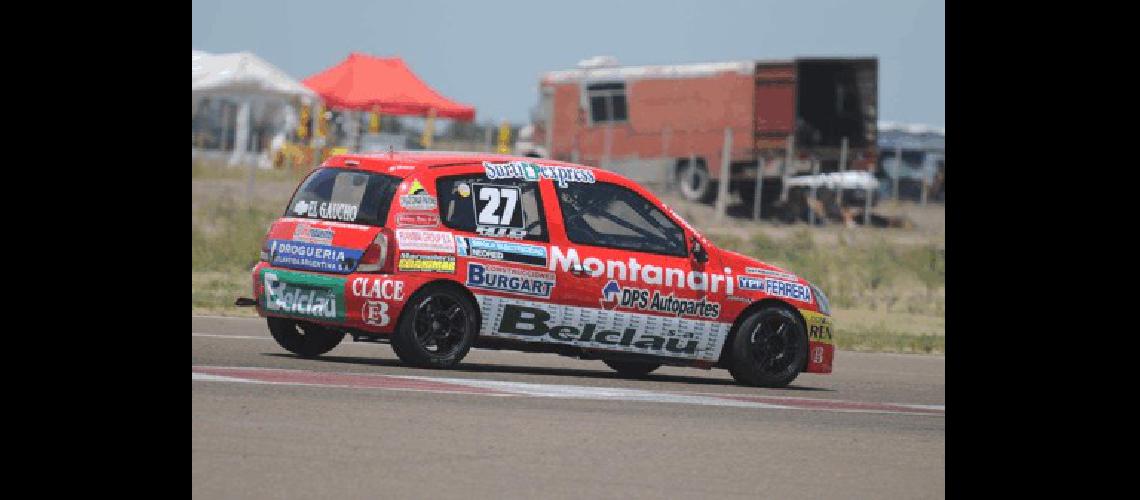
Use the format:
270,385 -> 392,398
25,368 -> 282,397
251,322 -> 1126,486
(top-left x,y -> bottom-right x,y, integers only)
321,151 -> 607,178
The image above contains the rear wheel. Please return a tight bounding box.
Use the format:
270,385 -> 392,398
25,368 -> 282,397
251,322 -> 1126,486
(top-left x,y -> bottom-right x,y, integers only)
267,317 -> 345,358
390,284 -> 479,369
676,159 -> 715,203
728,305 -> 808,388
603,360 -> 661,378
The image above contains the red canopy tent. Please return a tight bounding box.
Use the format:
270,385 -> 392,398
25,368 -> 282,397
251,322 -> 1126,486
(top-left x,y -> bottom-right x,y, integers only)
302,53 -> 475,121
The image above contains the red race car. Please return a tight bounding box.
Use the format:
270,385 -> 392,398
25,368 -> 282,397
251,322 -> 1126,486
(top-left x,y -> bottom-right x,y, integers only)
244,152 -> 833,387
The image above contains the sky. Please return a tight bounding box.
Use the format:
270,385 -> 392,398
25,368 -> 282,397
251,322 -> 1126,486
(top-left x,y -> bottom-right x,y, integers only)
192,0 -> 944,127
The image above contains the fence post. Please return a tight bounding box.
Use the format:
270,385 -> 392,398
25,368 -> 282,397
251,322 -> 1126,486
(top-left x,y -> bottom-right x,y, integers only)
893,145 -> 902,202
716,128 -> 732,221
838,137 -> 848,207
246,156 -> 256,208
921,165 -> 929,206
687,152 -> 696,194
809,156 -> 820,226
752,157 -> 765,220
864,185 -> 872,226
602,124 -> 613,169
780,135 -> 795,202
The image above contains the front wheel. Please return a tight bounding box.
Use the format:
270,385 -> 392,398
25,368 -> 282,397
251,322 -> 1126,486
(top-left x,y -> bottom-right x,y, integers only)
390,284 -> 479,369
603,360 -> 661,378
267,317 -> 345,358
728,306 -> 808,387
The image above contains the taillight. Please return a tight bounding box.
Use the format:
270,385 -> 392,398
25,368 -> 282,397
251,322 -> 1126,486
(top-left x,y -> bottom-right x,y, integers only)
356,232 -> 390,273
259,223 -> 273,262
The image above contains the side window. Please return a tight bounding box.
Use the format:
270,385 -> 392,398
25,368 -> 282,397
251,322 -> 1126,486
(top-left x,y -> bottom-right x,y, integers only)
556,182 -> 686,257
436,174 -> 548,242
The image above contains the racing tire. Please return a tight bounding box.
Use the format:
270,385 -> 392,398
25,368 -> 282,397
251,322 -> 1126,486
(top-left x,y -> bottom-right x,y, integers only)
390,284 -> 479,369
603,360 -> 662,378
267,317 -> 345,358
676,159 -> 716,203
728,305 -> 808,388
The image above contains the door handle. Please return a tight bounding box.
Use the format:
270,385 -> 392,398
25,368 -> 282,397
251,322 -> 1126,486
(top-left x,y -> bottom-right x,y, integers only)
570,264 -> 588,277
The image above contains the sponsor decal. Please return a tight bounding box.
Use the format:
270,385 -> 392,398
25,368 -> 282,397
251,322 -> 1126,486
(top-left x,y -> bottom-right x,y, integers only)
388,165 -> 416,172
408,178 -> 428,195
268,239 -> 363,273
292,223 -> 334,245
745,266 -> 799,281
598,280 -> 721,319
726,295 -> 751,303
482,160 -> 596,187
549,246 -> 734,294
399,194 -> 437,211
398,252 -> 456,273
455,236 -> 547,266
395,212 -> 440,228
395,229 -> 456,253
292,200 -> 359,222
259,269 -> 346,321
476,226 -> 527,239
737,275 -> 811,302
767,279 -> 812,303
737,276 -> 765,291
457,183 -> 471,198
362,300 -> 391,326
350,278 -> 405,300
475,295 -> 729,361
813,346 -> 824,364
801,310 -> 834,345
466,263 -> 555,298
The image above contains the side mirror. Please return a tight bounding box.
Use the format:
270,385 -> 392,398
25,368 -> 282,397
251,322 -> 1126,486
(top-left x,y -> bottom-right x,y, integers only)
691,237 -> 708,263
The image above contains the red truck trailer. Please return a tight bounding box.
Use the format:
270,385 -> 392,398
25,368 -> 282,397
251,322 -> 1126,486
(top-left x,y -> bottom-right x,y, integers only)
526,57 -> 879,206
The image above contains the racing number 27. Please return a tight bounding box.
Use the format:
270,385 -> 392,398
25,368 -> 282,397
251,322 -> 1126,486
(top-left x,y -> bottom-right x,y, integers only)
475,185 -> 521,227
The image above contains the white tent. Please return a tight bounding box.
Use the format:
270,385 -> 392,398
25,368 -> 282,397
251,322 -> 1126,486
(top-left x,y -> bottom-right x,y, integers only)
193,51 -> 317,99
192,50 -> 319,167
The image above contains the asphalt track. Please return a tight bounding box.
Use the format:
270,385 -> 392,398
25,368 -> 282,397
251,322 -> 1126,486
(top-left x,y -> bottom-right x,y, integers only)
192,316 -> 945,499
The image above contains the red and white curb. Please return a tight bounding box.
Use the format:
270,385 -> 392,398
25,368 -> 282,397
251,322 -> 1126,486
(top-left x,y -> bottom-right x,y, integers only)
193,366 -> 944,417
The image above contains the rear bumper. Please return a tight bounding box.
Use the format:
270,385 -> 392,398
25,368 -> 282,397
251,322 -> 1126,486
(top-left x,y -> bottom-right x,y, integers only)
251,262 -> 413,334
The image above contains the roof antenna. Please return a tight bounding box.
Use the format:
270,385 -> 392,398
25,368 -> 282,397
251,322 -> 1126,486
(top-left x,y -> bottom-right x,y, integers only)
388,145 -> 395,156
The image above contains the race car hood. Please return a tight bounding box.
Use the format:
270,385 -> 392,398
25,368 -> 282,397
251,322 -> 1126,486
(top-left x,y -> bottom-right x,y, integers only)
263,218 -> 382,274
716,248 -> 799,280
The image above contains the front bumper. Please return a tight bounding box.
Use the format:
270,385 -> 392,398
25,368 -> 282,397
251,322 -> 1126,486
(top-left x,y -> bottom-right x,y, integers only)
800,309 -> 835,374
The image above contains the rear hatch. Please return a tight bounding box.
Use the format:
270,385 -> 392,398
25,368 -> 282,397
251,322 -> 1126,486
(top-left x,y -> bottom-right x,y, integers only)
264,168 -> 402,274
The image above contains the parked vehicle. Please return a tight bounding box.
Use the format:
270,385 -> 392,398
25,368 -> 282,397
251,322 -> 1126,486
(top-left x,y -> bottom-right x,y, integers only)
241,152 -> 834,387
529,57 -> 878,208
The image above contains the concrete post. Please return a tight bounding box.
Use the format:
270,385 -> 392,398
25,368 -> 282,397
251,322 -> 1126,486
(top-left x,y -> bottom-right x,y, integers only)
602,124 -> 613,169
780,135 -> 795,202
864,186 -> 872,226
716,127 -> 732,221
893,145 -> 902,202
838,137 -> 848,207
753,157 -> 765,220
809,157 -> 820,226
230,99 -> 251,166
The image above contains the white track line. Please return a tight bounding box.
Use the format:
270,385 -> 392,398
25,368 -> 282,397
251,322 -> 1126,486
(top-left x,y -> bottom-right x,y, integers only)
192,365 -> 944,417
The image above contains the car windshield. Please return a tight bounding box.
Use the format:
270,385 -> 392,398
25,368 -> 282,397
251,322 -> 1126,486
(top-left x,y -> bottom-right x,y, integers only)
286,168 -> 401,226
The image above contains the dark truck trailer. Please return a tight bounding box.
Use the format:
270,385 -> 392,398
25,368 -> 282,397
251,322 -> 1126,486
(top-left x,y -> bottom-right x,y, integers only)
529,57 -> 879,206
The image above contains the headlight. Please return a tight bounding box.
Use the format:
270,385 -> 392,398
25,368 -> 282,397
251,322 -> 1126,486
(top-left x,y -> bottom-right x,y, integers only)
809,283 -> 831,315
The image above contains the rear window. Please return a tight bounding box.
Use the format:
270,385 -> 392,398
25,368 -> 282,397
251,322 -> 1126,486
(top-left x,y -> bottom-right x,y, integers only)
286,168 -> 400,226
